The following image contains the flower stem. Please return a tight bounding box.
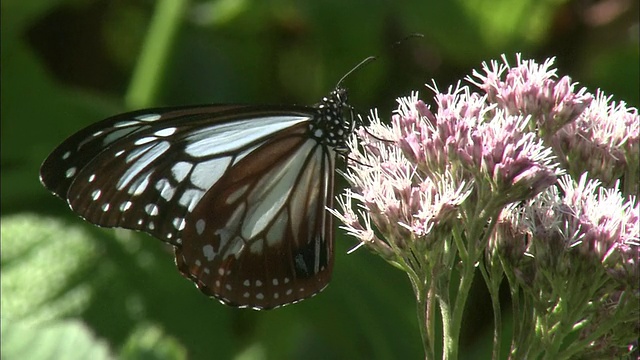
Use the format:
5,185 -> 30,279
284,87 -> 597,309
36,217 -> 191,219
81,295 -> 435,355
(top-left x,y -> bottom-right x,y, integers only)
404,250 -> 435,360
125,0 -> 189,108
500,256 -> 525,358
439,292 -> 453,359
415,278 -> 436,360
479,259 -> 502,360
446,249 -> 476,360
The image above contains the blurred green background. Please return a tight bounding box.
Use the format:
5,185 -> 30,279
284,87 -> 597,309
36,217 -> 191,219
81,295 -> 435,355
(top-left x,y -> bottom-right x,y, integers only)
2,0 -> 638,359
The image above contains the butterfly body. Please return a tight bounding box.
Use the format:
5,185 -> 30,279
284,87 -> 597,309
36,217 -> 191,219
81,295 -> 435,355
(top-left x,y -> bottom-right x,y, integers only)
40,89 -> 354,309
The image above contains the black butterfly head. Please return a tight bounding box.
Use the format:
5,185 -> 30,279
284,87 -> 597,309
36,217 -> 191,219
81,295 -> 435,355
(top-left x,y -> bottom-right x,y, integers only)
310,87 -> 355,148
310,55 -> 377,149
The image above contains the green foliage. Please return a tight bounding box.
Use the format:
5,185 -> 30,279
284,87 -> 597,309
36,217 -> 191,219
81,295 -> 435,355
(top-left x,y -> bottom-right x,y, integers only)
120,323 -> 188,360
2,214 -> 98,325
2,318 -> 113,360
2,0 -> 637,359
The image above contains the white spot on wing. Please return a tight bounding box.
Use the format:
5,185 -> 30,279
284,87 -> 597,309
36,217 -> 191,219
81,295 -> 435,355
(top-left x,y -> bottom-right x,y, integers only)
178,188 -> 204,212
134,137 -> 157,146
114,120 -> 139,128
117,141 -> 170,190
119,201 -> 132,212
136,114 -> 161,121
172,217 -> 186,231
62,151 -> 71,160
184,116 -> 309,157
196,219 -> 206,235
249,239 -> 264,255
155,178 -> 175,201
125,142 -> 154,164
225,237 -> 245,260
101,203 -> 110,212
102,128 -> 137,147
145,203 -> 159,216
129,172 -> 152,196
154,127 -> 177,137
88,174 -> 96,182
65,167 -> 77,178
190,157 -> 231,190
203,245 -> 216,261
91,189 -> 101,201
171,161 -> 193,182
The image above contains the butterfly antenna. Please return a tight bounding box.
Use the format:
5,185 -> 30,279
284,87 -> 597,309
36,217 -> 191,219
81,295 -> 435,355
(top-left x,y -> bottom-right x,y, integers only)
337,33 -> 423,88
336,56 -> 378,88
391,33 -> 425,49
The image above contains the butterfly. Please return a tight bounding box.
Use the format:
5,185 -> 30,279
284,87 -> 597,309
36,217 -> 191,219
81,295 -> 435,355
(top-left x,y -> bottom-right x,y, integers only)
39,58 -> 375,310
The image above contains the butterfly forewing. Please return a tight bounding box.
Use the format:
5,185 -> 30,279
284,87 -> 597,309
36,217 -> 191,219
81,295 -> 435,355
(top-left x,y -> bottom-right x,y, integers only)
39,89 -> 352,309
43,107 -> 309,236
40,105 -> 310,201
40,106 -> 229,199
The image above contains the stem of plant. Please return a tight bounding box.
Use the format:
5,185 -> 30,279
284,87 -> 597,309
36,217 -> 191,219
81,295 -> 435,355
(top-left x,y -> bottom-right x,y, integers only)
479,259 -> 502,360
126,0 -> 189,109
416,279 -> 435,360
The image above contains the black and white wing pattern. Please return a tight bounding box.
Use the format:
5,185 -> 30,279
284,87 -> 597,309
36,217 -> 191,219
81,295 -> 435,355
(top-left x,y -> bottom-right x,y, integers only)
40,88 -> 354,309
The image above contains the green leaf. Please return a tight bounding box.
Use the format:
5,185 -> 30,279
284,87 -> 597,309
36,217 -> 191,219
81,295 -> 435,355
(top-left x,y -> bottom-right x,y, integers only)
1,318 -> 113,360
120,323 -> 187,360
1,214 -> 100,325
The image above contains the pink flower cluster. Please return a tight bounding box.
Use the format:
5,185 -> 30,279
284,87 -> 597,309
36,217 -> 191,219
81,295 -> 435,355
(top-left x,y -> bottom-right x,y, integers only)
467,54 -> 593,135
331,54 -> 639,358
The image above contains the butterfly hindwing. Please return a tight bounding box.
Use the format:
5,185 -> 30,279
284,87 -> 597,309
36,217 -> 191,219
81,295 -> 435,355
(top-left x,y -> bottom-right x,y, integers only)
175,124 -> 336,308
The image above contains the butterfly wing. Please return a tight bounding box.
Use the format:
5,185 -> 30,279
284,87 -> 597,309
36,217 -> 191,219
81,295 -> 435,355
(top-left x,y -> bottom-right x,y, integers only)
175,129 -> 335,308
40,104 -> 335,309
41,106 -> 230,199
